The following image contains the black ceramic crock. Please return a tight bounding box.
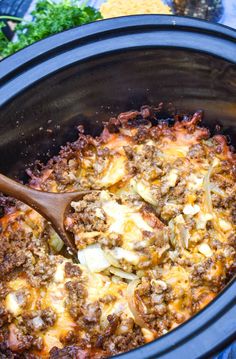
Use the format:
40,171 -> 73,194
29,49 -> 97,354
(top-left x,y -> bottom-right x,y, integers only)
0,15 -> 235,359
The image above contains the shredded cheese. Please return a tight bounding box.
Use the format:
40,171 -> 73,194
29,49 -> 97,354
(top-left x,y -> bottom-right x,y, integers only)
100,0 -> 172,18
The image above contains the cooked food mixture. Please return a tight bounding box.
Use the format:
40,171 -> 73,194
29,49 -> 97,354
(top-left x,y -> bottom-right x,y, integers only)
0,106 -> 235,358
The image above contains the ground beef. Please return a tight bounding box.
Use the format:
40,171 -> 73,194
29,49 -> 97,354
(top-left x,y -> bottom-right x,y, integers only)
190,257 -> 226,288
187,144 -> 205,158
231,206 -> 236,224
7,324 -> 37,353
100,233 -> 122,248
172,182 -> 186,198
95,314 -> 120,348
19,308 -> 57,333
0,195 -> 17,218
125,144 -> 163,180
60,330 -> 77,345
99,294 -> 116,304
0,341 -> 39,359
65,193 -> 108,245
65,262 -> 82,278
102,325 -> 145,355
27,255 -> 56,288
49,345 -> 91,359
133,277 -> 174,333
211,193 -> 235,211
93,154 -> 110,175
65,281 -> 87,320
0,212 -> 55,286
0,306 -> 11,328
0,284 -> 9,300
83,302 -> 101,326
0,226 -> 28,277
228,234 -> 236,249
160,203 -> 181,221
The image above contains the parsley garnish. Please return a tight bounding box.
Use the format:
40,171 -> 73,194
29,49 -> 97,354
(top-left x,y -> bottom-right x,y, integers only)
0,0 -> 102,59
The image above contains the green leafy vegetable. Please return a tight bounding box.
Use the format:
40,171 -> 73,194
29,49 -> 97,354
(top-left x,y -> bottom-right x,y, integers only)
0,0 -> 102,59
0,22 -> 9,53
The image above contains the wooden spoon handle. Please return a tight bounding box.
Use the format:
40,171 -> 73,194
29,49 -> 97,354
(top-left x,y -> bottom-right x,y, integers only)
0,173 -> 43,208
0,173 -> 79,226
0,173 -> 65,215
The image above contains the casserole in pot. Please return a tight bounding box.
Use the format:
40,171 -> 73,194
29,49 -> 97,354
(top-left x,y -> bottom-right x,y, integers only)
0,15 -> 235,359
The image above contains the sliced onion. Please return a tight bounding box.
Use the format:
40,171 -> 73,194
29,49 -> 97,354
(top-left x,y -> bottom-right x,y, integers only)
109,266 -> 138,280
5,292 -> 22,316
48,232 -> 64,253
183,204 -> 200,216
210,183 -> 226,197
179,225 -> 190,249
198,243 -> 213,257
203,161 -> 225,236
75,231 -> 102,239
111,247 -> 140,265
104,250 -> 121,268
127,279 -> 151,330
131,179 -> 158,206
166,169 -> 178,188
203,163 -> 214,213
168,220 -> 176,247
77,244 -> 110,272
171,215 -> 190,249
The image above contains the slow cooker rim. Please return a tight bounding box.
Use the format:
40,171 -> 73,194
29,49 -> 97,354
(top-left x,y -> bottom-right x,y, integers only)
0,15 -> 235,359
0,14 -> 236,83
0,16 -> 236,108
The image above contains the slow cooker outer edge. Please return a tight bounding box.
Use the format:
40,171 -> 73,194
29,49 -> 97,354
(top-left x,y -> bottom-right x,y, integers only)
0,25 -> 236,107
0,15 -> 235,359
0,14 -> 236,83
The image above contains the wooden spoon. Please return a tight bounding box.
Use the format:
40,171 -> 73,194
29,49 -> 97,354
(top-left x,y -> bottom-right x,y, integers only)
0,173 -> 91,255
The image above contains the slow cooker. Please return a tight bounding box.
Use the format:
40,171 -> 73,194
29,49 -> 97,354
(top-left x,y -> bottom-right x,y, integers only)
0,15 -> 235,359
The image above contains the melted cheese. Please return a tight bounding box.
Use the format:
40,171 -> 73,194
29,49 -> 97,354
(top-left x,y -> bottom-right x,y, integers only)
218,218 -> 232,232
53,261 -> 66,283
196,212 -> 213,230
187,173 -> 204,191
161,141 -> 190,158
99,155 -> 127,186
5,292 -> 23,316
6,278 -> 38,314
102,196 -> 153,250
166,169 -> 178,187
183,204 -> 200,216
198,243 -> 213,257
83,265 -> 132,326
